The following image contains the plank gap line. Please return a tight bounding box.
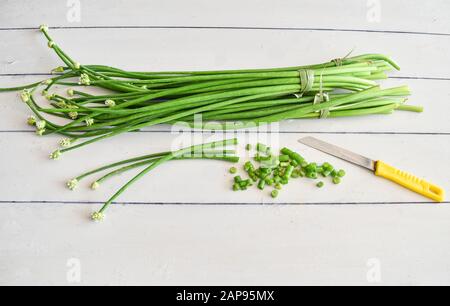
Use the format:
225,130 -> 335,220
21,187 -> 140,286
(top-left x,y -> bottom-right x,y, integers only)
0,130 -> 449,136
1,74 -> 450,82
0,26 -> 449,37
0,200 -> 448,206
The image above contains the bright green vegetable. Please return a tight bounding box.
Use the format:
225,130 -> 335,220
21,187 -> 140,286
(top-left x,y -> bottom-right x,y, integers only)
278,155 -> 290,162
256,143 -> 269,153
271,190 -> 279,198
337,169 -> 346,177
69,138 -> 239,220
230,144 -> 346,197
0,26 -> 422,160
258,179 -> 266,190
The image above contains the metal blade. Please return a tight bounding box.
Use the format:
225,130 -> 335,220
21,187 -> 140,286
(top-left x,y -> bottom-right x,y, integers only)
299,136 -> 376,171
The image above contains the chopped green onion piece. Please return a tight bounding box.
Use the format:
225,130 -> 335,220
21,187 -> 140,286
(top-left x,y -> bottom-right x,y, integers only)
316,181 -> 325,188
291,170 -> 300,178
322,171 -> 331,177
278,155 -> 290,162
249,171 -> 259,182
256,143 -> 268,153
271,190 -> 279,198
259,155 -> 272,162
265,178 -> 274,186
229,167 -> 237,174
244,161 -> 255,172
284,165 -> 295,179
333,177 -> 341,184
258,179 -> 266,190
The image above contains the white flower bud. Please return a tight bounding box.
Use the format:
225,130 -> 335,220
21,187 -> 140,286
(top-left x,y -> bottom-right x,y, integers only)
91,211 -> 105,222
50,150 -> 62,160
56,101 -> 67,108
91,181 -> 100,190
73,62 -> 81,69
105,99 -> 116,107
39,25 -> 49,32
48,41 -> 55,49
67,89 -> 75,97
85,118 -> 94,126
51,66 -> 65,74
79,73 -> 91,86
36,128 -> 45,136
27,116 -> 37,126
66,179 -> 78,191
69,112 -> 78,120
20,90 -> 31,103
59,138 -> 73,148
36,120 -> 46,130
45,93 -> 55,101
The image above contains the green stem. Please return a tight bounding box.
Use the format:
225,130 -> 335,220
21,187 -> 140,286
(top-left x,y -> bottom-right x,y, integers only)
98,138 -> 238,214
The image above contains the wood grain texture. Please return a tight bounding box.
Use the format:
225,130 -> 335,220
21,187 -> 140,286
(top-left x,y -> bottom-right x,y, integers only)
1,0 -> 449,35
1,28 -> 449,78
0,0 -> 449,286
0,132 -> 448,204
1,203 -> 449,286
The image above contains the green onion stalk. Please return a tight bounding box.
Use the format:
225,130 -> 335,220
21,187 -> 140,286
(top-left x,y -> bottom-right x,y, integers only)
1,25 -> 422,160
71,138 -> 239,221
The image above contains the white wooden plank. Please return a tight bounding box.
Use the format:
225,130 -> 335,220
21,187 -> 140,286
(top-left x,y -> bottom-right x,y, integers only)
1,0 -> 449,287
1,76 -> 448,133
0,132 -> 448,204
0,28 -> 449,78
0,203 -> 449,285
0,0 -> 449,34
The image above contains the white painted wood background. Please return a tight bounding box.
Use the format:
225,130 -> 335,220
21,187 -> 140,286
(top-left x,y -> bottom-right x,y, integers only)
0,0 -> 449,286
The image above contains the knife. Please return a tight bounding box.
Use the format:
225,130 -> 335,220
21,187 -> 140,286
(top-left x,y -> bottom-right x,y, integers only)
298,136 -> 445,202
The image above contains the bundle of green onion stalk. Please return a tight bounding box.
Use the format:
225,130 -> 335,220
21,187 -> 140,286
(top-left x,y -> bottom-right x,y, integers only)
1,25 -> 422,160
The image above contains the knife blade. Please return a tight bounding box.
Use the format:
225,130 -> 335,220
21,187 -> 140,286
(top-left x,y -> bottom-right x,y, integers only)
299,136 -> 375,171
298,136 -> 445,202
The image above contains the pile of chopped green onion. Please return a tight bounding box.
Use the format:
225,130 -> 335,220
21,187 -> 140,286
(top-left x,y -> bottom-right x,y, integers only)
69,138 -> 239,221
0,25 -> 422,160
232,143 -> 346,198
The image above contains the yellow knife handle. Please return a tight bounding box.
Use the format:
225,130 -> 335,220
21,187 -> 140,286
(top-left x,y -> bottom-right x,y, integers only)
375,161 -> 445,202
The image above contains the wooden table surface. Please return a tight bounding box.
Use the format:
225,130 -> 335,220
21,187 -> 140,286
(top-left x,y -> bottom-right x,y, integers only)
0,0 -> 449,285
